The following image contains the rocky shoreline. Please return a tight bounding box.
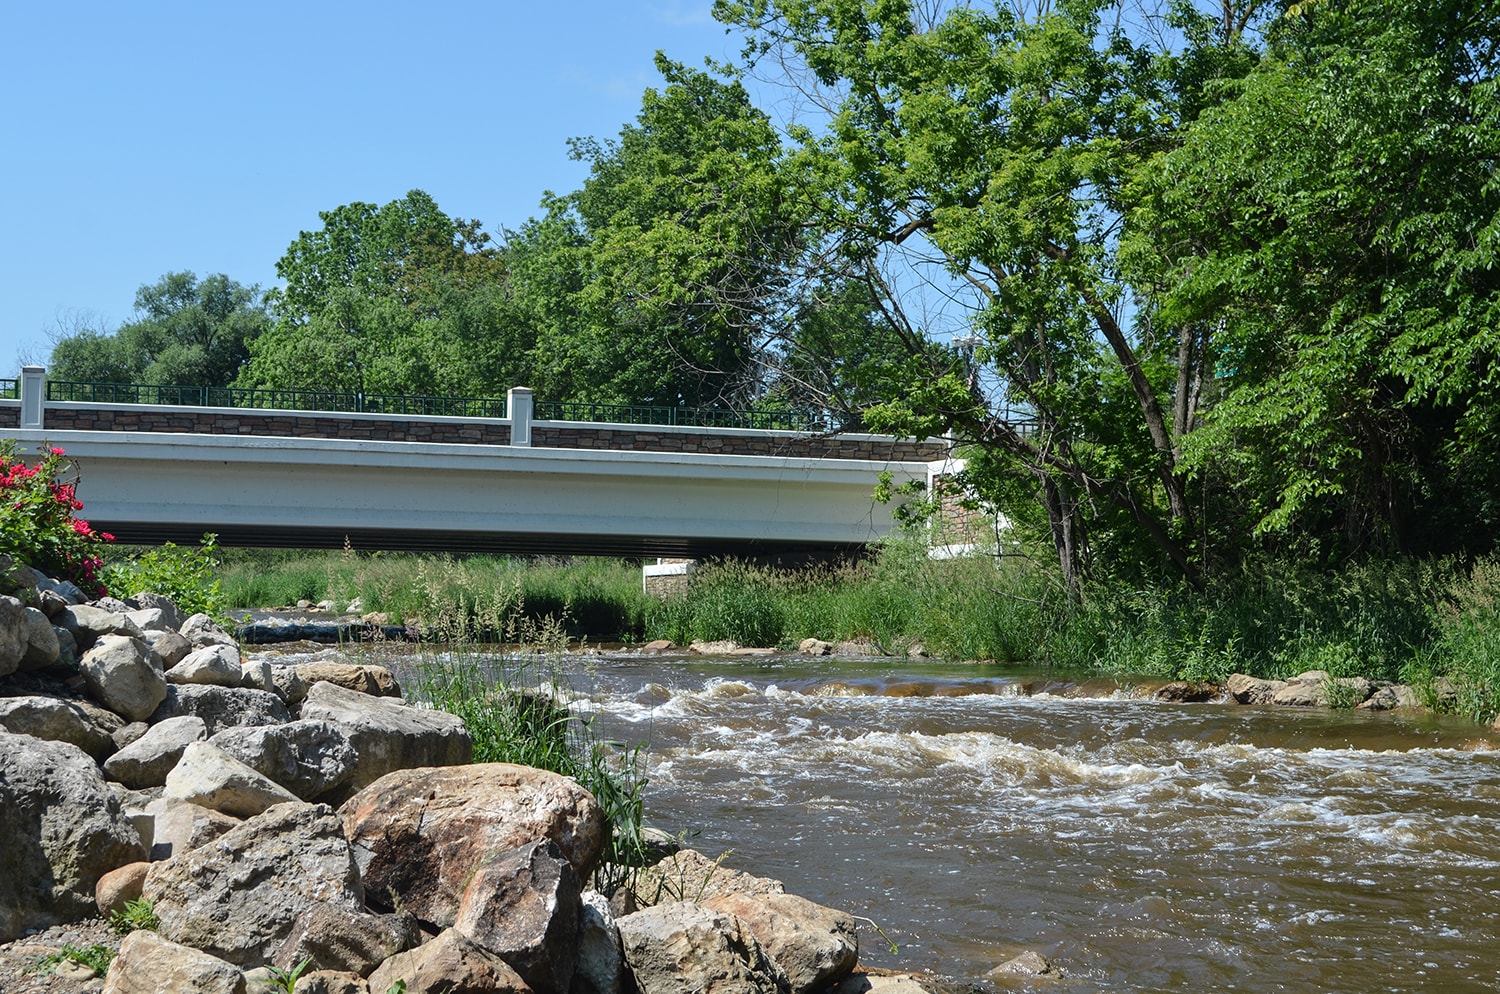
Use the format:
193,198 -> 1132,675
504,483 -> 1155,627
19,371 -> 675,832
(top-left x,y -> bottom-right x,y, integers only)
0,564 -> 983,994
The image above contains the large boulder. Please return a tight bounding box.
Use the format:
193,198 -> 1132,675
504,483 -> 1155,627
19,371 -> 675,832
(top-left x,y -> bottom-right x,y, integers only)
103,715 -> 208,789
701,891 -> 860,994
617,902 -> 782,994
18,605 -> 60,670
103,929 -> 247,994
78,634 -> 168,722
575,890 -> 625,994
0,594 -> 27,677
452,839 -> 580,994
149,684 -> 290,734
632,848 -> 785,907
127,592 -> 186,631
367,928 -> 532,994
340,763 -> 605,929
165,644 -> 242,687
143,801 -> 363,967
1224,673 -> 1289,706
57,604 -> 145,652
0,731 -> 146,941
301,681 -> 471,799
161,740 -> 300,817
208,720 -> 358,800
144,796 -> 241,861
180,612 -> 238,649
296,660 -> 402,697
0,694 -> 119,758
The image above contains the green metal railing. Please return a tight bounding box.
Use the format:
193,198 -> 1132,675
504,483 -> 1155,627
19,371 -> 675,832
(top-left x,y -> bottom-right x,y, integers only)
0,379 -> 16,400
45,381 -> 508,419
534,399 -> 826,432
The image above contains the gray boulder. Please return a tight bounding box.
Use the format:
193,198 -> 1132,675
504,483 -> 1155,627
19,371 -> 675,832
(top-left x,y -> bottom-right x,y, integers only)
19,605 -> 60,670
103,715 -> 208,789
0,730 -> 146,941
1225,673 -> 1290,705
149,684 -> 290,734
180,612 -> 237,649
367,928 -> 531,994
617,902 -> 782,994
143,801 -> 364,967
274,902 -> 420,977
208,719 -> 357,800
166,643 -> 242,687
35,575 -> 87,606
143,629 -> 193,668
144,795 -> 241,861
0,694 -> 119,758
301,681 -> 471,799
575,890 -> 625,994
78,634 -> 168,722
453,839 -> 580,994
0,594 -> 27,677
57,603 -> 144,652
162,740 -> 300,817
103,929 -> 247,994
127,592 -> 186,631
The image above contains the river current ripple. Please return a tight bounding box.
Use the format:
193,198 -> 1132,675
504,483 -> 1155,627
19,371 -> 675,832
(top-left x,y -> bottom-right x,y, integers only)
549,653 -> 1500,993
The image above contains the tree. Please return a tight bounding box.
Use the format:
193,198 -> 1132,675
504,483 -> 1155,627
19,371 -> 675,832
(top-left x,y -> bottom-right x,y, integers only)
239,190 -> 522,398
47,272 -> 269,386
1132,0 -> 1500,560
714,0 -> 1261,592
519,55 -> 811,408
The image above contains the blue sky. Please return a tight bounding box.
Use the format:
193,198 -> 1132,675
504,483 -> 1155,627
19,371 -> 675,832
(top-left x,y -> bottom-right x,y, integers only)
0,1 -> 749,372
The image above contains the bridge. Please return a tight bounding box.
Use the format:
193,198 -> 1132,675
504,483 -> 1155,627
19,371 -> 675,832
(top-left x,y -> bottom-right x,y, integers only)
0,368 -> 953,560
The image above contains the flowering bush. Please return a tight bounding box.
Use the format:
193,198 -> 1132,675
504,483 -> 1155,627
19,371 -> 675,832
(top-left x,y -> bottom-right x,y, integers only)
0,441 -> 113,596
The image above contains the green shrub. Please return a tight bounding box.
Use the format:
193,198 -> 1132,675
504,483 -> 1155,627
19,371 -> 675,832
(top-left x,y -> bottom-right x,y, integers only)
106,534 -> 223,620
108,897 -> 159,935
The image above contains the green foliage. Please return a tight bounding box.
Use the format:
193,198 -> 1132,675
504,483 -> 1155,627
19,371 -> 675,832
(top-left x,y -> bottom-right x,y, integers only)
29,944 -> 114,976
0,441 -> 112,596
264,956 -> 313,993
49,271 -> 269,386
108,897 -> 160,936
106,534 -> 223,620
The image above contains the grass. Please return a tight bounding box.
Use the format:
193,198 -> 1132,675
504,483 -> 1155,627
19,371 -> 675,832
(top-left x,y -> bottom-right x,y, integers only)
219,539 -> 1500,724
28,944 -> 113,976
107,897 -> 159,936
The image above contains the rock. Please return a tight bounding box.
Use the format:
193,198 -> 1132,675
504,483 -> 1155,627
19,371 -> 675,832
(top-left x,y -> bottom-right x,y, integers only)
687,640 -> 740,654
730,647 -> 777,656
340,763 -> 605,929
0,731 -> 146,941
1153,681 -> 1219,703
96,861 -> 151,916
367,928 -> 531,994
642,639 -> 675,652
835,972 -> 957,994
1224,673 -> 1289,705
143,801 -> 363,967
19,605 -> 60,670
127,592 -> 186,631
104,716 -> 208,789
296,661 -> 403,697
36,575 -> 88,605
126,608 -> 169,632
144,796 -> 241,860
0,557 -> 45,592
165,643 -> 243,687
798,638 -> 833,656
208,720 -> 357,800
103,928 -> 247,994
701,891 -> 859,994
180,612 -> 238,648
301,681 -> 471,798
57,604 -> 145,652
452,839 -> 580,994
0,594 -> 29,677
78,634 -> 168,722
575,890 -> 624,994
293,971 -> 368,994
113,721 -> 150,750
987,950 -> 1058,977
95,596 -> 135,613
271,664 -> 310,705
162,740 -> 301,817
1271,680 -> 1324,707
274,902 -> 420,977
0,694 -> 118,758
1359,684 -> 1421,711
143,629 -> 193,668
149,684 -> 291,734
632,849 -> 784,907
617,901 -> 781,994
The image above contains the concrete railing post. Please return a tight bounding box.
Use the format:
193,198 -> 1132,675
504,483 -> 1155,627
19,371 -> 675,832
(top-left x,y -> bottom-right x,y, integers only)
508,387 -> 533,447
20,365 -> 45,429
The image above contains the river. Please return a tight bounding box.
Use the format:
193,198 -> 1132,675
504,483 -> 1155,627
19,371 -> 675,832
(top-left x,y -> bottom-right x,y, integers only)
548,652 -> 1500,993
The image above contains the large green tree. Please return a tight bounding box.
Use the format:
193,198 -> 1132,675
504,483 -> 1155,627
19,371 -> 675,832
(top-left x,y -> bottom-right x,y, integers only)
48,272 -> 269,386
1134,0 -> 1500,560
238,190 -> 524,398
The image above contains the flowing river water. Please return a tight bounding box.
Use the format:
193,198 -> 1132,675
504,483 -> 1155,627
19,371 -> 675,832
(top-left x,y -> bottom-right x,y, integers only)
549,652 -> 1500,993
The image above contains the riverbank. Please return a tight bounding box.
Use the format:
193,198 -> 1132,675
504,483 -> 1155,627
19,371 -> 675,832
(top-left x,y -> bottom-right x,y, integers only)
218,544 -> 1500,726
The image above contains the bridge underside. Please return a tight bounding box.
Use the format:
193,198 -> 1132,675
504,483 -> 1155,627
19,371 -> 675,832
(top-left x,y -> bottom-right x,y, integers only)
97,520 -> 868,561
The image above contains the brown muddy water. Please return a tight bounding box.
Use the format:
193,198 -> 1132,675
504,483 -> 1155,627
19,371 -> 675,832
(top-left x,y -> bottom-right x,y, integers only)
560,653 -> 1500,993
